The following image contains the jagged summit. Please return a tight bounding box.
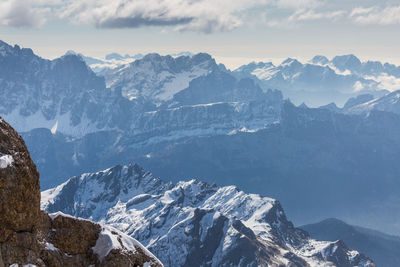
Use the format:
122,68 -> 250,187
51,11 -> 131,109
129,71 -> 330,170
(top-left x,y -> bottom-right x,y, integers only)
105,53 -> 126,61
344,90 -> 400,115
301,218 -> 400,267
318,102 -> 340,112
331,54 -> 362,71
104,51 -> 225,106
343,93 -> 375,109
42,162 -> 375,267
0,40 -> 31,57
311,55 -> 329,65
0,117 -> 162,266
233,53 -> 397,106
281,57 -> 301,65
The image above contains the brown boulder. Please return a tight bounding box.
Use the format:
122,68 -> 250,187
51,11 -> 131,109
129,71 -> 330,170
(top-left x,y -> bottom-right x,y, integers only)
0,118 -> 163,267
0,118 -> 40,243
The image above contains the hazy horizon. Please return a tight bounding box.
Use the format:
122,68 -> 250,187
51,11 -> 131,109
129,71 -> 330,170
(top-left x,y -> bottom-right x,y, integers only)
1,0 -> 400,69
3,37 -> 400,71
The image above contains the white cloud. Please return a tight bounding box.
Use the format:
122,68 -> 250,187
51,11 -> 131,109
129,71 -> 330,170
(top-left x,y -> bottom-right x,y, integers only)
267,6 -> 347,28
59,0 -> 276,33
10,0 -> 400,32
349,7 -> 374,17
0,0 -> 50,27
292,9 -> 347,22
367,73 -> 400,91
0,0 -> 327,32
353,81 -> 364,92
274,0 -> 321,9
350,6 -> 400,25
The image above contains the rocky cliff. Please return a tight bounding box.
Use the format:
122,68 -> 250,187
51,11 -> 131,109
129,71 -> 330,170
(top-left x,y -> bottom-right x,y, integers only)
0,117 -> 162,266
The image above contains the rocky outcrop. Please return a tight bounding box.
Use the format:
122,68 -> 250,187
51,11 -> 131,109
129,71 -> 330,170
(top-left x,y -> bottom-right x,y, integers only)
0,117 -> 40,244
0,117 -> 162,266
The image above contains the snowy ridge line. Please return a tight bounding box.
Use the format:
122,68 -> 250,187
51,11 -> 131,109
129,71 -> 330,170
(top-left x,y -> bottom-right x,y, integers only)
41,163 -> 375,267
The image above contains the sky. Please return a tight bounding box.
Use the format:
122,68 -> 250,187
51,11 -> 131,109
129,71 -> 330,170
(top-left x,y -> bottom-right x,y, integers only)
0,0 -> 400,69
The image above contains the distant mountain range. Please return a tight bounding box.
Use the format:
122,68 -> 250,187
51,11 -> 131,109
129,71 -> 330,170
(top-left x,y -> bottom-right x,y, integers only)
41,163 -> 375,267
2,39 -> 400,236
233,54 -> 400,106
65,50 -> 143,74
68,50 -> 195,75
301,218 -> 400,267
70,48 -> 400,107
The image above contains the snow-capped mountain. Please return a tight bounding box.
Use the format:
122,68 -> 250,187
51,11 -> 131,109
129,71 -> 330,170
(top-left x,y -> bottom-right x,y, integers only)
21,98 -> 400,237
66,50 -> 143,74
4,40 -> 400,238
0,40 -> 281,140
76,51 -> 194,75
104,53 -> 220,106
41,163 -> 374,267
301,218 -> 400,267
342,90 -> 400,115
0,40 -> 286,188
315,90 -> 400,116
234,54 -> 400,106
0,40 -> 149,137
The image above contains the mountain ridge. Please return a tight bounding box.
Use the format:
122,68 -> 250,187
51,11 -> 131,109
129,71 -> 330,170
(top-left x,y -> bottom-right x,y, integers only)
233,54 -> 398,106
301,218 -> 400,267
42,163 -> 375,267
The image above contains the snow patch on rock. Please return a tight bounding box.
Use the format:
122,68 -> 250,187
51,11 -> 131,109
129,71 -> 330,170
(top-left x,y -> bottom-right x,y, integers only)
0,153 -> 14,168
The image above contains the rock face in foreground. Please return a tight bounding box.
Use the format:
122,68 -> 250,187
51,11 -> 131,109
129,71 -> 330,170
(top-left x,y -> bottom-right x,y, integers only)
0,117 -> 162,266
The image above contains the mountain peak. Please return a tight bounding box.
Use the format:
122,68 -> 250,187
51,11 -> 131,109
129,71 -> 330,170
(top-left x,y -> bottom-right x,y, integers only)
191,52 -> 213,62
0,40 -> 11,49
319,102 -> 340,112
311,55 -> 329,65
281,57 -> 300,65
142,52 -> 164,61
343,94 -> 375,109
343,90 -> 400,115
299,102 -> 309,109
0,40 -> 18,57
42,162 -> 375,267
65,50 -> 77,55
332,54 -> 362,71
333,54 -> 360,62
319,217 -> 350,225
301,218 -> 400,267
105,52 -> 125,60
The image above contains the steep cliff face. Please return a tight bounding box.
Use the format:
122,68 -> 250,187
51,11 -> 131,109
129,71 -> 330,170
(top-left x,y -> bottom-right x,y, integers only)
0,117 -> 40,243
0,117 -> 162,266
0,41 -> 152,137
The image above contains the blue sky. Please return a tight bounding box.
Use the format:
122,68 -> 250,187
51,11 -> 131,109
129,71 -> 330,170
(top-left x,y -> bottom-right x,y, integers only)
1,0 -> 399,69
